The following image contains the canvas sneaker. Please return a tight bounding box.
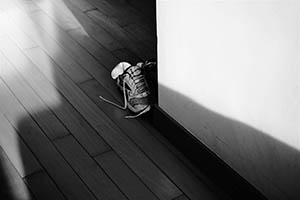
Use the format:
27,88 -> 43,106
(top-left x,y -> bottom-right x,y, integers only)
99,61 -> 151,118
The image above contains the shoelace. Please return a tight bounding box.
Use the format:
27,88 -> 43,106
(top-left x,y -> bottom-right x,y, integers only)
99,67 -> 150,118
129,67 -> 148,92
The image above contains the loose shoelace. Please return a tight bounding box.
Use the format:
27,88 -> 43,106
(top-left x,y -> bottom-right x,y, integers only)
99,67 -> 150,119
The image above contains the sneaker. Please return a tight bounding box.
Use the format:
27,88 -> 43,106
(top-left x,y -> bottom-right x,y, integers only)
99,61 -> 151,118
142,60 -> 157,103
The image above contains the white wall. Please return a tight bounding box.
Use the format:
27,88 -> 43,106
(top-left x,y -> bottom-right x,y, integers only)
157,1 -> 300,199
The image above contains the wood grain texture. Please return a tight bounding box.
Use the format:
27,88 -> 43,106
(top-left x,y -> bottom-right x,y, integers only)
24,45 -> 181,200
54,135 -> 127,200
0,113 -> 41,178
24,171 -> 66,200
79,79 -> 221,200
32,0 -> 123,51
67,27 -> 120,68
111,48 -> 142,65
1,35 -> 110,156
86,9 -> 154,60
4,3 -> 92,83
173,195 -> 190,200
0,80 -> 96,200
61,0 -> 96,13
126,0 -> 157,22
88,0 -> 153,29
0,147 -> 34,200
87,0 -> 156,44
95,151 -> 159,200
0,43 -> 70,140
27,10 -> 122,103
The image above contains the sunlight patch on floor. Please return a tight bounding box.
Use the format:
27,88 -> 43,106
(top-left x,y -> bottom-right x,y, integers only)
32,0 -> 89,36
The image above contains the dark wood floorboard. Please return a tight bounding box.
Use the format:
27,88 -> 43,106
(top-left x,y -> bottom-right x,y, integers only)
95,151 -> 159,200
53,135 -> 127,200
79,79 -> 222,200
0,146 -> 35,200
33,0 -> 123,51
1,38 -> 110,156
0,79 -> 96,200
0,112 -> 41,178
173,195 -> 190,200
25,41 -> 181,200
0,0 -> 228,199
24,171 -> 66,200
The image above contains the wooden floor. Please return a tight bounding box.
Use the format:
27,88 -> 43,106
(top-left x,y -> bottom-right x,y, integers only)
0,0 -> 228,199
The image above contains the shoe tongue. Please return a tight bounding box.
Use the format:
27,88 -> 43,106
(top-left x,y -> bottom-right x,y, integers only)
111,62 -> 131,79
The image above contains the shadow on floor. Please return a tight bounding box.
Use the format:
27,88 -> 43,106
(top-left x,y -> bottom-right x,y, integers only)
0,1 -> 158,200
156,84 -> 300,200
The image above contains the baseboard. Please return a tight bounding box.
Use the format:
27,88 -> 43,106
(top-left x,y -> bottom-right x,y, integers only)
150,104 -> 267,200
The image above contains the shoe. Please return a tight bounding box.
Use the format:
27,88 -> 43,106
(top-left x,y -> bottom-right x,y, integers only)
142,60 -> 157,103
99,61 -> 151,118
